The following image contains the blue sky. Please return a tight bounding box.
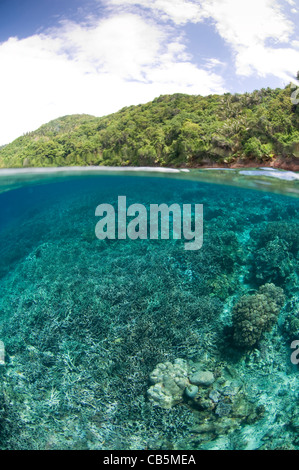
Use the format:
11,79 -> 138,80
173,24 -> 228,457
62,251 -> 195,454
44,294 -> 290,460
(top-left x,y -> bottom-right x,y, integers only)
0,0 -> 298,145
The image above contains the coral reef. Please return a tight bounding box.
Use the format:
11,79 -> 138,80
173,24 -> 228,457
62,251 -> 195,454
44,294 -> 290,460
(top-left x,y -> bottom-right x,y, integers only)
0,175 -> 297,450
0,341 -> 4,366
147,357 -> 267,450
147,359 -> 189,409
185,384 -> 198,398
283,293 -> 299,341
250,238 -> 294,286
250,221 -> 299,256
248,221 -> 299,288
189,370 -> 215,386
232,284 -> 285,348
147,359 -> 218,409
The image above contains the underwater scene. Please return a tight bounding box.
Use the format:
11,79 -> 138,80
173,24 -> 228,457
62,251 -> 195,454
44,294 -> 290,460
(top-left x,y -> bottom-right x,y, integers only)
0,168 -> 298,451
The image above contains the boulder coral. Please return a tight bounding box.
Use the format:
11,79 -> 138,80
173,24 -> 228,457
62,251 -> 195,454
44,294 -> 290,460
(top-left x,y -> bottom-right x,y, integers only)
232,283 -> 285,348
147,359 -> 190,409
189,370 -> 215,387
147,359 -> 217,409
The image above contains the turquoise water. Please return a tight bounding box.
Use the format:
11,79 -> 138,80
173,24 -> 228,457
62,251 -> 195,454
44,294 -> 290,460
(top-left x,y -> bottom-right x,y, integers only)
0,168 -> 298,450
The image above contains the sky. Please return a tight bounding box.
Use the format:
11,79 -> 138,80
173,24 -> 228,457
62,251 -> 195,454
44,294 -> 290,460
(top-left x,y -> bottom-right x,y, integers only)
0,0 -> 298,146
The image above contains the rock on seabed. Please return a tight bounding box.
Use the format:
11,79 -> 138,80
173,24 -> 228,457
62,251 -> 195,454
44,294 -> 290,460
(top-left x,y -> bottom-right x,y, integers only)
189,370 -> 215,386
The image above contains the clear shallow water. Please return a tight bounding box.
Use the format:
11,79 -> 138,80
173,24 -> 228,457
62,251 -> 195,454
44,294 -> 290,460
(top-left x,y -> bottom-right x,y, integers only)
0,166 -> 298,196
0,168 -> 298,450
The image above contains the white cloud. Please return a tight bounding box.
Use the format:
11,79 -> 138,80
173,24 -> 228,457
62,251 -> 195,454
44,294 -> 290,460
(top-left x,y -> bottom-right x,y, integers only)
55,14 -> 166,80
235,44 -> 299,81
201,0 -> 293,47
106,0 -> 294,44
107,0 -> 298,82
105,0 -> 204,25
204,58 -> 226,70
146,61 -> 224,93
0,12 -> 225,146
200,0 -> 298,81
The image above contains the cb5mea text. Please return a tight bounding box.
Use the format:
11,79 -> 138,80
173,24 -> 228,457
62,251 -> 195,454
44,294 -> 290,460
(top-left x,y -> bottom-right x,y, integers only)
103,454 -> 196,466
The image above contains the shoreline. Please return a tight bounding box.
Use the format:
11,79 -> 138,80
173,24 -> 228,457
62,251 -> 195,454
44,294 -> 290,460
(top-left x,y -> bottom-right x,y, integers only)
0,156 -> 298,174
0,164 -> 298,175
180,157 -> 299,172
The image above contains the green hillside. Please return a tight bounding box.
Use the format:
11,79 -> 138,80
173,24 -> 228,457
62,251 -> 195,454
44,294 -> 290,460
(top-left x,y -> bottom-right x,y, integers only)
0,85 -> 298,169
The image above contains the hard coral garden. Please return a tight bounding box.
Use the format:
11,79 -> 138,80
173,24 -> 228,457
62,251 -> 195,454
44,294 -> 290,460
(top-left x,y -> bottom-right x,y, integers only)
248,221 -> 299,288
0,177 -> 298,450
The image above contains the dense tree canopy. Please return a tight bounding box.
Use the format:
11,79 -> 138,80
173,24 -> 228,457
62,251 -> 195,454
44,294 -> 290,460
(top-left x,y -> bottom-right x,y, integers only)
0,85 -> 298,168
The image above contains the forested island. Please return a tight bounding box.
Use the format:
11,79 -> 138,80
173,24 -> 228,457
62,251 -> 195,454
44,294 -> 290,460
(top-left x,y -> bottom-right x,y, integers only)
0,85 -> 298,170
